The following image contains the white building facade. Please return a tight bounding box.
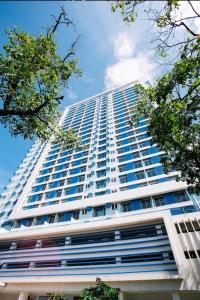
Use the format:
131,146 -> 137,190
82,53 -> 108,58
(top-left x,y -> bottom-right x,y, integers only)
0,83 -> 199,300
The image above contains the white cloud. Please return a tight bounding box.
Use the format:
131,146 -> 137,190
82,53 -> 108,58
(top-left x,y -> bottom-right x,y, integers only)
105,32 -> 156,89
113,33 -> 135,59
66,89 -> 77,101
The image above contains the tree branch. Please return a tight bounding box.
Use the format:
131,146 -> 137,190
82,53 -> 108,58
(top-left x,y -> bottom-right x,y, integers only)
47,6 -> 73,38
188,0 -> 200,18
63,35 -> 81,62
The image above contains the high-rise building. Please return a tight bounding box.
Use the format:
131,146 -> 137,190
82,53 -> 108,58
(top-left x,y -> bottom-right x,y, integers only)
0,82 -> 199,300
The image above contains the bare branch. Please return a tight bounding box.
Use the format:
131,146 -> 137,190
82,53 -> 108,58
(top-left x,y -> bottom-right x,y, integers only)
188,0 -> 200,18
63,35 -> 81,62
47,5 -> 74,38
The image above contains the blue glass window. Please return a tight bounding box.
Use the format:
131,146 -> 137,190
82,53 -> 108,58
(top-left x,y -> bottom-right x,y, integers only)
43,161 -> 55,168
146,169 -> 156,177
55,163 -> 69,171
32,184 -> 46,193
45,189 -> 62,199
119,163 -> 133,172
71,158 -> 87,167
67,175 -> 85,184
96,180 -> 106,189
69,166 -> 86,175
40,168 -> 52,175
52,171 -> 67,179
97,169 -> 106,177
28,194 -> 43,203
65,185 -> 83,195
58,157 -> 71,164
135,171 -> 145,180
49,180 -> 65,189
36,175 -> 50,183
97,160 -> 106,168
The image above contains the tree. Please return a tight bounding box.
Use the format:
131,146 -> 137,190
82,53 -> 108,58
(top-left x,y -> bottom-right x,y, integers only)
112,1 -> 200,191
0,7 -> 82,148
81,278 -> 120,300
112,1 -> 200,54
47,292 -> 68,300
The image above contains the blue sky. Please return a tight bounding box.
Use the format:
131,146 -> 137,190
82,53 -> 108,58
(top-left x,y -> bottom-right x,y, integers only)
1,1 -> 197,193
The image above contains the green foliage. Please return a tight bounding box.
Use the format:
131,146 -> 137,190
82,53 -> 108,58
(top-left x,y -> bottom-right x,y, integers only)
113,0 -> 200,191
0,9 -> 82,148
47,292 -> 68,300
53,128 -> 85,150
81,278 -> 120,300
112,0 -> 180,25
134,38 -> 200,191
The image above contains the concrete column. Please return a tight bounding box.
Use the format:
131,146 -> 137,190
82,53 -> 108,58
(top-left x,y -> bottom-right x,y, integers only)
65,237 -> 71,246
119,292 -> 125,300
18,292 -> 29,300
10,241 -> 17,250
115,230 -> 120,240
35,239 -> 42,248
172,292 -> 180,300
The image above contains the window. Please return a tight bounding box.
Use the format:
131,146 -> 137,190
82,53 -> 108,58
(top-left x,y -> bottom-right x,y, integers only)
135,171 -> 145,180
93,206 -> 105,217
119,164 -> 127,172
147,169 -> 156,177
112,203 -> 117,210
71,159 -> 87,167
67,175 -> 85,185
52,171 -> 67,179
32,184 -> 46,193
28,194 -> 43,203
40,168 -> 52,175
72,210 -> 80,220
99,139 -> 106,145
97,160 -> 106,168
176,191 -> 188,202
97,169 -> 106,177
36,176 -> 50,183
132,152 -> 140,159
47,214 -> 55,224
185,222 -> 194,232
144,159 -> 152,166
154,196 -> 165,207
98,153 -> 106,159
189,251 -> 197,259
95,191 -> 106,196
180,223 -> 187,233
96,180 -> 106,189
141,149 -> 149,156
7,262 -> 30,269
45,189 -> 62,199
134,161 -> 142,169
35,260 -> 61,268
48,180 -> 65,189
122,202 -> 132,212
192,221 -> 200,231
82,208 -> 87,215
55,164 -> 69,171
58,157 -> 70,164
70,166 -> 86,175
119,175 -> 128,184
77,185 -> 84,193
141,198 -> 152,209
